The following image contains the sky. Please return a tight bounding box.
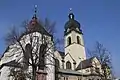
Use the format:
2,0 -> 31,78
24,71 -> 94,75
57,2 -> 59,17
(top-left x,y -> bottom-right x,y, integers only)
0,0 -> 120,77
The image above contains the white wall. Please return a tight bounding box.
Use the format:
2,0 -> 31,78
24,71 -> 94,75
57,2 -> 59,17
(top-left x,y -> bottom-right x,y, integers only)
0,32 -> 55,80
65,31 -> 86,69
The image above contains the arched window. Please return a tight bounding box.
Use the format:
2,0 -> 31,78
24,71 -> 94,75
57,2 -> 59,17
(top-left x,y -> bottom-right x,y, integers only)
55,59 -> 60,68
77,36 -> 81,44
39,44 -> 47,70
24,43 -> 32,69
25,43 -> 31,61
66,61 -> 72,69
67,37 -> 71,46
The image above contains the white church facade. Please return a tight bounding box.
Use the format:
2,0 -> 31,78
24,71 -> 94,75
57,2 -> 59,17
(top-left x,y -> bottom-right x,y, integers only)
54,11 -> 103,80
0,9 -> 55,80
0,8 -> 103,80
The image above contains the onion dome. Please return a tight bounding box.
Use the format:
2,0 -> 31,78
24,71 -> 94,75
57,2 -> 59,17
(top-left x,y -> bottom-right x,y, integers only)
64,8 -> 82,35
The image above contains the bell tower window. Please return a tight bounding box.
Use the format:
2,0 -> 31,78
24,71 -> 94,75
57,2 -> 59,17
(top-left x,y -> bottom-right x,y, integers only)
66,61 -> 72,69
67,37 -> 71,46
77,36 -> 80,44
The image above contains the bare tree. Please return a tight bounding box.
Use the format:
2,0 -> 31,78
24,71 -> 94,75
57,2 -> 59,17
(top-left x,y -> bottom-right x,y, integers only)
9,67 -> 31,80
39,18 -> 64,51
4,18 -> 58,80
87,41 -> 112,80
43,18 -> 56,35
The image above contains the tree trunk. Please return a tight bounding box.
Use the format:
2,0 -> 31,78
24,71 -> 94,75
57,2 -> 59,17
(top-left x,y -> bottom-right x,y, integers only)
104,69 -> 107,80
32,67 -> 36,80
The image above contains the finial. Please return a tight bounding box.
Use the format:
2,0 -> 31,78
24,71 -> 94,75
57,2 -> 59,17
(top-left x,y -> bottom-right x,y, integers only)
35,5 -> 37,13
69,8 -> 72,13
68,8 -> 74,19
33,5 -> 37,18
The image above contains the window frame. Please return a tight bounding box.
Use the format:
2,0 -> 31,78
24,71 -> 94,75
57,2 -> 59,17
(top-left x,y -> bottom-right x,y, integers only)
66,61 -> 72,69
77,36 -> 81,44
67,36 -> 71,46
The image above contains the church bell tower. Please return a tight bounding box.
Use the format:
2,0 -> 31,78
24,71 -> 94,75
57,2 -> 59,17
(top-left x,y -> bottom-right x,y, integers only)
64,9 -> 86,68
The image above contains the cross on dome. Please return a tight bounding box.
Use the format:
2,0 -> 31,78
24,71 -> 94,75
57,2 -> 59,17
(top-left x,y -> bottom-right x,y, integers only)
68,8 -> 74,20
69,8 -> 73,13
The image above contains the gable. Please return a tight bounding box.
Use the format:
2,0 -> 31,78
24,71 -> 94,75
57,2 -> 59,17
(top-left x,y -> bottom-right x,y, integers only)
54,51 -> 64,60
64,52 -> 75,63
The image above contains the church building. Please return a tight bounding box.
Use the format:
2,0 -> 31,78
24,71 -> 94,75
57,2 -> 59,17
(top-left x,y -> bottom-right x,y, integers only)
54,10 -> 103,80
0,7 -> 103,80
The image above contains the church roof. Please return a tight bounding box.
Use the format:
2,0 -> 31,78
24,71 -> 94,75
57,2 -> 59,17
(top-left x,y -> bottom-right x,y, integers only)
58,68 -> 84,76
27,16 -> 52,36
64,9 -> 83,35
64,18 -> 80,31
57,68 -> 102,76
76,57 -> 95,70
27,5 -> 52,37
58,51 -> 65,57
0,60 -> 21,69
27,19 -> 52,36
